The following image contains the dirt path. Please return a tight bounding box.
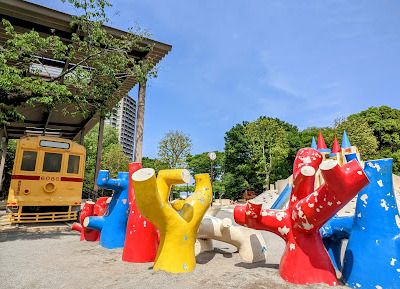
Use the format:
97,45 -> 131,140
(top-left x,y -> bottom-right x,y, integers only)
0,227 -> 348,289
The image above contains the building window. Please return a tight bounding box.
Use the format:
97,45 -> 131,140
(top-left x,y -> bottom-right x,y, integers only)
20,151 -> 37,171
67,155 -> 80,174
42,152 -> 62,172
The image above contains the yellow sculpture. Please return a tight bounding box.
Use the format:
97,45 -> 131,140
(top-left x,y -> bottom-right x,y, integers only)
132,168 -> 212,273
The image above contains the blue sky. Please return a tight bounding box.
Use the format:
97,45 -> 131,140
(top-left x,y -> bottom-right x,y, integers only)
31,1 -> 400,157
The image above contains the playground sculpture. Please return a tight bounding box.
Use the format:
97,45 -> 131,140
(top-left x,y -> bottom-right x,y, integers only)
322,158 -> 400,289
84,171 -> 130,249
122,162 -> 159,263
196,213 -> 267,263
234,147 -> 369,285
132,168 -> 212,273
71,197 -> 108,241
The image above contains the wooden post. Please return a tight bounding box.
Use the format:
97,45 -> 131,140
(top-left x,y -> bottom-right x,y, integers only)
79,129 -> 85,145
93,116 -> 105,193
0,128 -> 8,193
134,80 -> 146,163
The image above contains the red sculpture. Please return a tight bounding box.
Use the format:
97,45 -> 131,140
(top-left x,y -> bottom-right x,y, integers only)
234,148 -> 369,285
122,162 -> 159,263
72,197 -> 108,241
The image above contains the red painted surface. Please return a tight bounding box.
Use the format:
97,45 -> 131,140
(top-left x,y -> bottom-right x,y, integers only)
71,197 -> 108,241
122,162 -> 159,263
11,175 -> 82,182
11,175 -> 40,180
234,148 -> 369,286
331,136 -> 340,153
317,131 -> 328,149
60,177 -> 83,182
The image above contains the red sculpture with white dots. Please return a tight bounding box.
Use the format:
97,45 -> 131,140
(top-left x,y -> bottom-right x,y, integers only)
234,148 -> 369,285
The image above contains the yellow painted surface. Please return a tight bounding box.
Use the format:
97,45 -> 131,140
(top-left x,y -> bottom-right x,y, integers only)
6,136 -> 85,222
133,169 -> 212,273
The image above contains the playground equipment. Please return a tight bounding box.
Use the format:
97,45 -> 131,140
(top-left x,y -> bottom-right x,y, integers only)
6,136 -> 85,223
132,169 -> 212,273
196,215 -> 267,263
234,148 -> 369,285
71,197 -> 108,241
84,171 -> 129,249
270,184 -> 292,209
122,162 -> 158,263
322,158 -> 400,289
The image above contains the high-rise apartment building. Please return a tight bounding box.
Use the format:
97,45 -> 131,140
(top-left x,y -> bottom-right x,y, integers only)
106,95 -> 136,158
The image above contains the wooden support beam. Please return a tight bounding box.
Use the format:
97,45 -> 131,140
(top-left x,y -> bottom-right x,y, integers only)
78,128 -> 85,145
134,80 -> 146,163
93,116 -> 105,193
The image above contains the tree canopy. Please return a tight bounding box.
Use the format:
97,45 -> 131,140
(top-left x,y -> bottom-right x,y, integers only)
83,124 -> 129,195
158,130 -> 192,168
223,117 -> 298,199
0,0 -> 156,125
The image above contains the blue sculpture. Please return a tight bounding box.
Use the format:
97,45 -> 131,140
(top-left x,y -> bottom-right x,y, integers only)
323,159 -> 400,289
84,170 -> 130,249
311,136 -> 317,149
321,216 -> 353,270
341,130 -> 351,149
270,184 -> 292,209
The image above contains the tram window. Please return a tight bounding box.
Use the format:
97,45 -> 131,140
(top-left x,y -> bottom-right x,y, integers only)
42,152 -> 62,172
67,155 -> 80,174
20,151 -> 37,171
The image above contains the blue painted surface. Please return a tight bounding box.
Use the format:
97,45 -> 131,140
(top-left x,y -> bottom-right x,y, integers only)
85,170 -> 130,249
345,153 -> 358,163
318,148 -> 331,153
311,136 -> 317,149
322,159 -> 400,288
270,184 -> 292,209
321,216 -> 353,270
341,130 -> 351,149
342,159 -> 400,289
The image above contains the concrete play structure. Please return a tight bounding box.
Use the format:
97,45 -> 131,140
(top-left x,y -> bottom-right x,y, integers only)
132,169 -> 212,273
234,147 -> 369,285
322,158 -> 400,289
196,214 -> 267,263
84,171 -> 130,249
71,197 -> 108,241
122,162 -> 158,263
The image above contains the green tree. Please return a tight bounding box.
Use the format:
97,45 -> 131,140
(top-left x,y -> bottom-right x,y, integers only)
0,139 -> 16,199
299,127 -> 336,149
187,151 -> 225,195
102,143 -> 130,178
83,124 -> 121,194
245,117 -> 290,189
158,130 -> 192,168
335,118 -> 378,160
142,157 -> 169,173
0,0 -> 156,125
186,151 -> 225,180
347,106 -> 400,173
223,122 -> 256,199
223,118 -> 296,200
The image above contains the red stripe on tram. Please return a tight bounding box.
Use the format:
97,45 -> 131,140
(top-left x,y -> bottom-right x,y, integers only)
11,175 -> 40,180
60,177 -> 83,182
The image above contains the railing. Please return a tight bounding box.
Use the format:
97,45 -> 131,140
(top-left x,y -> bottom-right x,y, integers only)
8,210 -> 78,223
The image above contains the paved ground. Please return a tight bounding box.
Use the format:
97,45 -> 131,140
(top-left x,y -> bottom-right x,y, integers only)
0,209 -> 347,289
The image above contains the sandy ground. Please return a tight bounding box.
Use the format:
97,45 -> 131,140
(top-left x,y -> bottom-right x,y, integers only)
0,210 -> 348,289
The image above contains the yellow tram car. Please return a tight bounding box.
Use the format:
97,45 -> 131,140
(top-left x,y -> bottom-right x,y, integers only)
6,136 -> 85,223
